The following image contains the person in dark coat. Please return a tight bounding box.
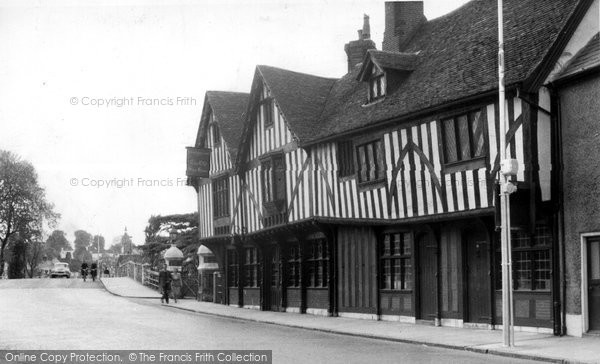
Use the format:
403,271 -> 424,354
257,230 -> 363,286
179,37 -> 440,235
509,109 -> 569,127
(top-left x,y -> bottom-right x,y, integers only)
81,262 -> 89,281
90,262 -> 98,282
158,263 -> 172,304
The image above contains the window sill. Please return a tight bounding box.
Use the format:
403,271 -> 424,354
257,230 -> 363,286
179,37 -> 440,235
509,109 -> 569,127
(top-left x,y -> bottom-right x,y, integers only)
357,178 -> 386,192
362,97 -> 386,107
380,289 -> 413,293
338,173 -> 356,183
442,156 -> 487,174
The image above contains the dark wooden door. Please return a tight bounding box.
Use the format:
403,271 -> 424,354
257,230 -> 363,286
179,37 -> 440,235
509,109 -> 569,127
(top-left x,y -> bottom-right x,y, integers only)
270,245 -> 281,311
418,233 -> 437,320
465,228 -> 491,323
588,238 -> 600,331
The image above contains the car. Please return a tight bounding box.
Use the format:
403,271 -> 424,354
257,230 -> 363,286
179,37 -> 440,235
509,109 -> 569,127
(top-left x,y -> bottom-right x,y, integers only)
50,262 -> 71,278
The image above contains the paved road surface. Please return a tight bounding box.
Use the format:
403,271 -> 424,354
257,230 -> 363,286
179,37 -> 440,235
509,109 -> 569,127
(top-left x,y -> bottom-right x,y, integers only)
0,279 -> 543,364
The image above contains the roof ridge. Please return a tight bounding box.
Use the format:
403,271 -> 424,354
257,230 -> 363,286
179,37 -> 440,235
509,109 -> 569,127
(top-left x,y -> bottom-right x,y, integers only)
256,64 -> 338,81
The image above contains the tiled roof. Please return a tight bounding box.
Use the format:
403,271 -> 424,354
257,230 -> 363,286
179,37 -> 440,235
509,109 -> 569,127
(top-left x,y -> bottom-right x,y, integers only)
257,65 -> 337,142
558,32 -> 600,80
360,50 -> 419,77
309,0 -> 582,143
206,91 -> 249,161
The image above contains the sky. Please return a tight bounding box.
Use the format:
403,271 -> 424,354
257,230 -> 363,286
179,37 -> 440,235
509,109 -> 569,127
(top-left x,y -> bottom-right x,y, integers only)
0,0 -> 470,247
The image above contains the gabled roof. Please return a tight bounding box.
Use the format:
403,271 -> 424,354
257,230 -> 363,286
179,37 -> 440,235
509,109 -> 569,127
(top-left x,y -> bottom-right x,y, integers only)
557,32 -> 600,80
257,65 -> 337,142
199,91 -> 248,161
357,50 -> 420,80
309,0 -> 585,143
236,65 -> 336,166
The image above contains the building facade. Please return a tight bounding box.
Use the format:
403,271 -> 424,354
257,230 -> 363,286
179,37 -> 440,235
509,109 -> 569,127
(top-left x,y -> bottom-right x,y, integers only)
187,0 -> 599,335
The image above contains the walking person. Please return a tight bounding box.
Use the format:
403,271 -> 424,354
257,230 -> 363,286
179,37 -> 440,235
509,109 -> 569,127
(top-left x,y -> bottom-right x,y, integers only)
171,268 -> 182,303
81,262 -> 88,282
158,264 -> 172,304
90,262 -> 98,282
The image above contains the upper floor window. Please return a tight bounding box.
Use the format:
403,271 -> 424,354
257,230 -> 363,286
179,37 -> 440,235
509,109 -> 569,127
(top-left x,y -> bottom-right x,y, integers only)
261,154 -> 286,204
212,123 -> 221,146
369,66 -> 386,102
212,176 -> 229,218
337,140 -> 355,178
262,98 -> 274,128
441,109 -> 485,164
356,139 -> 386,184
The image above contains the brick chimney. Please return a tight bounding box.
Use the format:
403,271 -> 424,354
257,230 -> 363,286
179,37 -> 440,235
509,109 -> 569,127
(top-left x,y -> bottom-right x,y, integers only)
382,1 -> 426,53
344,14 -> 376,73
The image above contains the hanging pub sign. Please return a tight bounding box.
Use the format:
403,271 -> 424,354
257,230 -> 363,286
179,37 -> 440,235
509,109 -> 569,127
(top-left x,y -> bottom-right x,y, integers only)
186,147 -> 211,178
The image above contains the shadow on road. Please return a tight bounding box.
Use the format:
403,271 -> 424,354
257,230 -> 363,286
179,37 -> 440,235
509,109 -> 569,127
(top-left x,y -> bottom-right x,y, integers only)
0,278 -> 102,289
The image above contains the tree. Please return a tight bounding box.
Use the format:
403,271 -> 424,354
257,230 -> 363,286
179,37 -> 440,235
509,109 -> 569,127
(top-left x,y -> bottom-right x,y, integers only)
0,150 -> 59,277
45,230 -> 71,259
25,240 -> 45,278
8,236 -> 27,279
142,213 -> 198,267
89,235 -> 105,253
73,230 -> 92,263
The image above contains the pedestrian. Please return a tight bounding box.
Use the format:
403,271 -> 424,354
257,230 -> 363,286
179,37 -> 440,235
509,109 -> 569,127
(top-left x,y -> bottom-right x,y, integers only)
90,262 -> 98,282
171,268 -> 182,303
81,262 -> 89,282
158,263 -> 172,304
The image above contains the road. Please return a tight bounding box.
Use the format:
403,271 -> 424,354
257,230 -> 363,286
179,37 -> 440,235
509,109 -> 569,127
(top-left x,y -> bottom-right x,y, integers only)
0,279 -> 543,364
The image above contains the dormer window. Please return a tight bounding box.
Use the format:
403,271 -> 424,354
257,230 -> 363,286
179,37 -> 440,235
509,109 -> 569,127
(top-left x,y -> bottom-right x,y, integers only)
369,66 -> 386,102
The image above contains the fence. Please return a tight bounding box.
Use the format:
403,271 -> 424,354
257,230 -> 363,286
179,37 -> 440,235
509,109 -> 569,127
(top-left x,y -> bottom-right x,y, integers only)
116,260 -> 196,298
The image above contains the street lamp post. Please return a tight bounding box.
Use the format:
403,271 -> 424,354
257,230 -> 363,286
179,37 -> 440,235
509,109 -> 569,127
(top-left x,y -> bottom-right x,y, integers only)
498,0 -> 519,347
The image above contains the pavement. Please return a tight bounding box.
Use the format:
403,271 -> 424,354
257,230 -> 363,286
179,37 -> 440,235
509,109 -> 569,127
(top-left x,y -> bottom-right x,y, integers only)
100,277 -> 600,364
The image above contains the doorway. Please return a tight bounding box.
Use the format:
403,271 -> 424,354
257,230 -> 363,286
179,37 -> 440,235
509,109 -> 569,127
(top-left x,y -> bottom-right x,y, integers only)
465,227 -> 492,323
270,245 -> 282,311
418,232 -> 437,321
587,237 -> 600,331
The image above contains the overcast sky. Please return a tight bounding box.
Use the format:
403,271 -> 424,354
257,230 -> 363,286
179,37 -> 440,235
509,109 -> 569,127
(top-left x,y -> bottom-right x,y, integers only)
0,0 -> 470,247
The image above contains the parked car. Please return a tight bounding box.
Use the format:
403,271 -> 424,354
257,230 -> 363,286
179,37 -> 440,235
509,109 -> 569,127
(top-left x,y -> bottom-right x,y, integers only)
50,262 -> 71,278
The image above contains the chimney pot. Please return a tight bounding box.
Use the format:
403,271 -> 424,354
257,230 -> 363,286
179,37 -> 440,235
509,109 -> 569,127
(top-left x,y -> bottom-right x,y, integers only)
344,13 -> 376,73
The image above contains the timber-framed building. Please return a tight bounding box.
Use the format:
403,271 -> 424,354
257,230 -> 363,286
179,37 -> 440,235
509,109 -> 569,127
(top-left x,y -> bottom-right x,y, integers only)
187,0 -> 600,335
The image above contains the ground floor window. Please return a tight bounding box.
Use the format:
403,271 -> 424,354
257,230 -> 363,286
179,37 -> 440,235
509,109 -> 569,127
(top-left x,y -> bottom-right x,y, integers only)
496,226 -> 552,291
380,232 -> 412,290
287,244 -> 301,288
244,247 -> 261,287
227,250 -> 238,288
307,238 -> 328,288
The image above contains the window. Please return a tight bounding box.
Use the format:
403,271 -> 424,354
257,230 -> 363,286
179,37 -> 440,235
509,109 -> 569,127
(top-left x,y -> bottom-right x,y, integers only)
261,154 -> 286,203
212,176 -> 230,218
212,123 -> 220,146
262,98 -> 273,128
442,110 -> 485,164
356,139 -> 386,184
227,250 -> 238,288
368,66 -> 386,102
337,141 -> 355,177
496,227 -> 552,291
306,238 -> 329,288
380,232 -> 412,290
286,244 -> 301,288
244,247 -> 261,288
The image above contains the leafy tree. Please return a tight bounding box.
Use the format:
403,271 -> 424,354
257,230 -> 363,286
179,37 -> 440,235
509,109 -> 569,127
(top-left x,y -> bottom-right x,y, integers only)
73,230 -> 92,264
142,213 -> 198,267
8,236 -> 27,278
0,150 -> 59,277
89,235 -> 105,253
45,230 -> 71,259
25,240 -> 45,278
